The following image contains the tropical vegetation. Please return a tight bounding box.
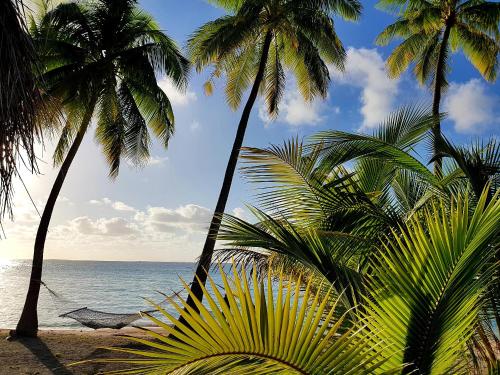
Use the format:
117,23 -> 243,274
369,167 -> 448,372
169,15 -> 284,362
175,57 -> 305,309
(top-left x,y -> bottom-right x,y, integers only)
0,0 -> 498,373
0,0 -> 46,223
102,107 -> 500,374
185,0 -> 362,312
15,0 -> 189,337
376,0 -> 500,173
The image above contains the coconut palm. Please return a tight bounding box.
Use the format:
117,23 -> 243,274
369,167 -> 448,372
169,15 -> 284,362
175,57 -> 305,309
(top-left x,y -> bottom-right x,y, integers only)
14,0 -> 189,337
0,0 -> 45,222
185,0 -> 362,309
376,0 -> 500,174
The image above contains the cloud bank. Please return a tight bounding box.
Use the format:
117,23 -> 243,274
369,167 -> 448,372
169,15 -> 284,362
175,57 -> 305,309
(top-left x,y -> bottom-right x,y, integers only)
444,79 -> 498,134
330,48 -> 399,130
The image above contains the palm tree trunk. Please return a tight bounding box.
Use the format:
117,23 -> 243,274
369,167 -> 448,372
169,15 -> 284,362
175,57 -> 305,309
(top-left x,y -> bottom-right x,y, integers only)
14,99 -> 97,337
432,22 -> 452,175
185,31 -> 273,311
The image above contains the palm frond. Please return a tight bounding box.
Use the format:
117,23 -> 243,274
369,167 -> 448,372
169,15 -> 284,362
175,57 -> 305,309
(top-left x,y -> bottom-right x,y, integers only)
97,263 -> 398,374
218,208 -> 369,308
452,22 -> 498,82
0,0 -> 44,220
263,37 -> 285,117
364,188 -> 500,374
435,136 -> 500,201
96,81 -> 126,178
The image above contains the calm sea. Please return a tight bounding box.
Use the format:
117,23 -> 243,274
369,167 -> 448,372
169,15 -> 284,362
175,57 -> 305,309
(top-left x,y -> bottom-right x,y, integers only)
0,260 -> 211,330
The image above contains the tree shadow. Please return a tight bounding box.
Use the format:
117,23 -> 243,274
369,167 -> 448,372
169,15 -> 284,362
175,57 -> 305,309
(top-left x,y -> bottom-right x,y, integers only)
17,337 -> 73,375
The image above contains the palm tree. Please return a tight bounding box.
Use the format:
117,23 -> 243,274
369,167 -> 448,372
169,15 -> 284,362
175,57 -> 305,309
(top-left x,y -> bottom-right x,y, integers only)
185,0 -> 361,309
14,0 -> 189,337
376,0 -> 500,174
0,0 -> 44,222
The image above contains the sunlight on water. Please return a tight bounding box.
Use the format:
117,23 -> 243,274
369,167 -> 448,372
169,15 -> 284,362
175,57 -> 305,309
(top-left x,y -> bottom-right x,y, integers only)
0,260 -> 203,330
0,258 -> 14,269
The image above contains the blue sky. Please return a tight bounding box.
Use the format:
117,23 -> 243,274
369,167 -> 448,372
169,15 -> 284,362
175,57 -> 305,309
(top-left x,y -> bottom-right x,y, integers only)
1,0 -> 499,262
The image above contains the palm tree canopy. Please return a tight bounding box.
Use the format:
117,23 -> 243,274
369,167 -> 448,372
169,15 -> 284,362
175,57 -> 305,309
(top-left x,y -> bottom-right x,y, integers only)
376,0 -> 500,86
0,0 -> 44,220
31,0 -> 190,177
188,0 -> 361,117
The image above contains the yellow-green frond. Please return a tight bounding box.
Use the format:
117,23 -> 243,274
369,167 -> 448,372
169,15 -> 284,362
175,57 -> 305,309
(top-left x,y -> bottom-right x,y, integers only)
386,31 -> 436,78
364,188 -> 500,373
98,263 -> 399,374
453,23 -> 498,82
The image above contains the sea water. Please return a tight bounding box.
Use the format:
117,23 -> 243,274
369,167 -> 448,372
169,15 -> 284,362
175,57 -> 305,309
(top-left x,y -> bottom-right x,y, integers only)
0,259 -> 210,330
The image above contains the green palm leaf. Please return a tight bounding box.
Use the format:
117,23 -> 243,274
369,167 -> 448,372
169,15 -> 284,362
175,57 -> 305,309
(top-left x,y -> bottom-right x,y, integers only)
364,188 -> 500,374
97,264 -> 399,374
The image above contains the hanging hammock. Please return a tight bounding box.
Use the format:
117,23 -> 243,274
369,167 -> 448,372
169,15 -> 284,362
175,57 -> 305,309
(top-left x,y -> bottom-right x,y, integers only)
59,307 -> 151,329
41,280 -> 182,330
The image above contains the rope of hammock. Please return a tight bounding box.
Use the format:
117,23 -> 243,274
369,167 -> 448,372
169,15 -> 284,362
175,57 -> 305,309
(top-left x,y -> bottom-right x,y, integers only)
39,279 -> 187,329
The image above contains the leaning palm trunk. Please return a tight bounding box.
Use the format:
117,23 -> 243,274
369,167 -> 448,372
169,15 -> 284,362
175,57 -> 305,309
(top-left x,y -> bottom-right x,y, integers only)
185,31 -> 273,310
431,23 -> 451,176
15,99 -> 96,337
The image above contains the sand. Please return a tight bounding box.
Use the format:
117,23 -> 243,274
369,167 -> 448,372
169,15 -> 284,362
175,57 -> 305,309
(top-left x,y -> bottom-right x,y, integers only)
0,327 -> 164,374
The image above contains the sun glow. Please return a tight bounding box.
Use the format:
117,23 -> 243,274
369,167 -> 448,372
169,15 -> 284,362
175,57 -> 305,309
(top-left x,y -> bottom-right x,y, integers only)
0,258 -> 14,269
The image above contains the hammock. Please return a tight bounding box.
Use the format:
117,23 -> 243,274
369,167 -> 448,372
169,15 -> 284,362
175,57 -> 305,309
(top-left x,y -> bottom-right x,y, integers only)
59,307 -> 150,329
41,280 -> 181,330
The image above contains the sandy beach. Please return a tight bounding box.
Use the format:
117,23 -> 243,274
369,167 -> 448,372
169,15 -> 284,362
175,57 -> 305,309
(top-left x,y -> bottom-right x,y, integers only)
0,327 -> 162,374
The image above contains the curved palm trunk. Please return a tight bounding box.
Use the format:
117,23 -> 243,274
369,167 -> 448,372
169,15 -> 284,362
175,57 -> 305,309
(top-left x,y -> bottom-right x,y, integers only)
15,99 -> 96,337
185,31 -> 273,310
431,23 -> 452,176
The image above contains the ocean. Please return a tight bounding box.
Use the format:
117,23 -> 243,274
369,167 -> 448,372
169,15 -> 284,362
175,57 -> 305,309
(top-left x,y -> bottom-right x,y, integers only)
0,259 -> 208,330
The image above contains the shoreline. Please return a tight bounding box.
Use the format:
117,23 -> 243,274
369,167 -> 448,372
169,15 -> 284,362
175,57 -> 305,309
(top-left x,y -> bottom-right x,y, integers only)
0,327 -> 165,374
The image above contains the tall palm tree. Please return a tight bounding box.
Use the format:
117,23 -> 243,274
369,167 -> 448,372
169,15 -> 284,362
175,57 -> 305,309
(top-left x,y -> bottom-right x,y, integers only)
14,0 -> 189,337
376,0 -> 500,174
185,0 -> 361,309
0,0 -> 45,222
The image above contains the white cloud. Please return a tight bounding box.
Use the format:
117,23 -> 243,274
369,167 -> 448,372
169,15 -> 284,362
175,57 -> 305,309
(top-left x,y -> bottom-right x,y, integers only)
330,48 -> 399,130
190,120 -> 201,132
259,92 -> 325,127
88,198 -> 135,212
58,196 -> 72,205
157,77 -> 197,107
232,207 -> 250,221
53,203 -> 212,240
69,216 -> 139,236
444,79 -> 498,133
111,201 -> 135,212
135,204 -> 212,233
3,198 -> 215,261
89,197 -> 112,206
282,93 -> 325,126
148,155 -> 169,166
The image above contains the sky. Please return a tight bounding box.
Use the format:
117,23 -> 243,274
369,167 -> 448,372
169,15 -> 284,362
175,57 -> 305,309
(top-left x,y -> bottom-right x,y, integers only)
1,0 -> 499,262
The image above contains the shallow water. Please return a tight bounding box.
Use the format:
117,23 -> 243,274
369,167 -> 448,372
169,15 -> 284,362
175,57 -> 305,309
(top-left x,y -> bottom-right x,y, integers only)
0,259 -> 206,329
